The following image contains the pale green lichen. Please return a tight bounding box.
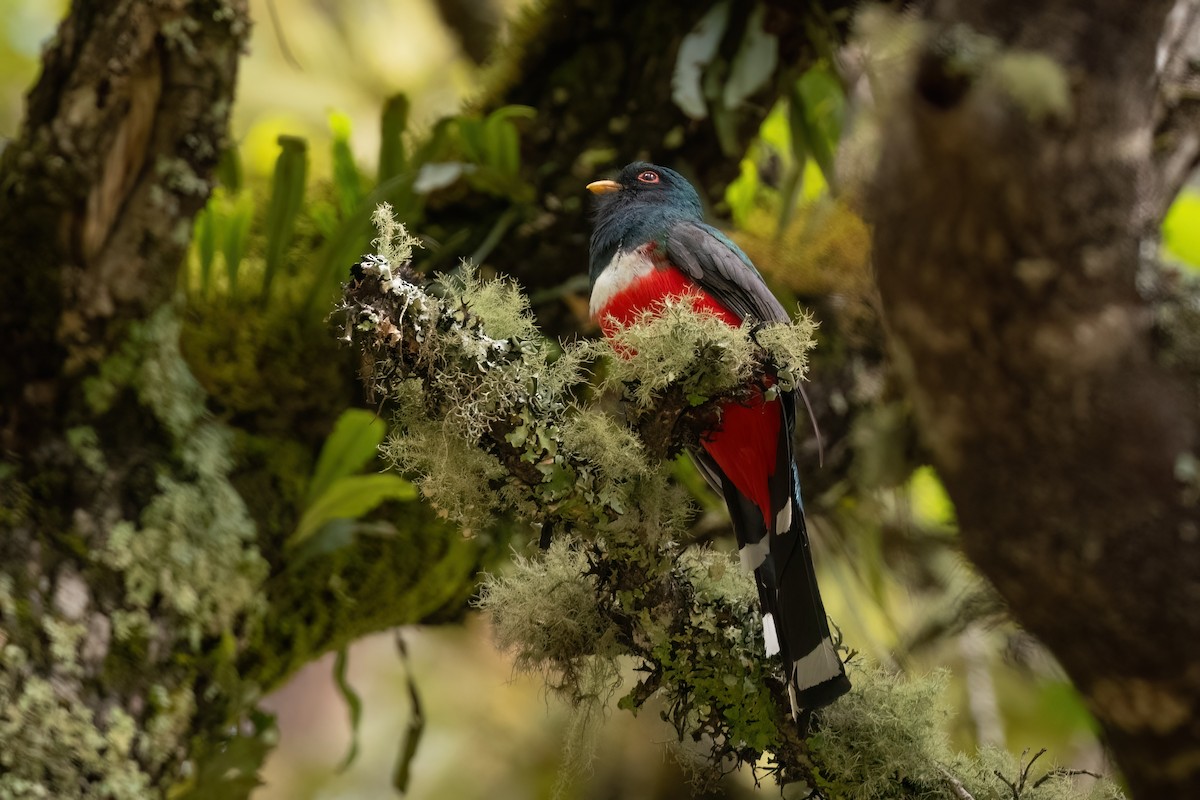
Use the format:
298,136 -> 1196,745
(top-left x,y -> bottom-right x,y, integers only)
5,301 -> 272,797
347,211 -> 1119,796
478,540 -> 620,679
381,411 -> 508,536
371,202 -> 423,267
0,669 -> 152,799
157,156 -> 210,199
987,52 -> 1072,124
109,609 -> 152,642
42,618 -> 86,679
83,307 -> 208,439
101,429 -> 266,648
560,412 -> 650,481
811,663 -> 1125,800
594,297 -> 757,409
65,426 -> 106,474
590,296 -> 817,414
141,684 -> 197,767
84,306 -> 267,645
754,307 -> 818,391
676,546 -> 757,611
811,666 -> 956,797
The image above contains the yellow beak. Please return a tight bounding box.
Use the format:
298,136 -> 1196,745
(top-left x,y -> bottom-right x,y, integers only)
586,179 -> 621,195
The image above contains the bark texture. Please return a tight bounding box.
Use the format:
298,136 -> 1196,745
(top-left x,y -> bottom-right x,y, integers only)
872,1 -> 1200,796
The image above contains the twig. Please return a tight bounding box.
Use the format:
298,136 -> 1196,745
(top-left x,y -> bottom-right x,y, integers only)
1032,767 -> 1105,789
938,766 -> 978,800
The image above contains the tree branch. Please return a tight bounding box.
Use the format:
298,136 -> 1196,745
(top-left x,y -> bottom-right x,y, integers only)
338,212 -> 1122,799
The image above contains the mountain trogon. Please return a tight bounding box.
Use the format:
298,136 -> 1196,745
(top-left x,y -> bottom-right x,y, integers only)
587,161 -> 851,714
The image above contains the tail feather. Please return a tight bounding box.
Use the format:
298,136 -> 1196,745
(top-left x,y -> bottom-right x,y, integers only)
694,390 -> 850,717
715,468 -> 850,715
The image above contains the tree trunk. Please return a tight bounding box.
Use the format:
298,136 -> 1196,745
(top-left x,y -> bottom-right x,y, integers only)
872,1 -> 1200,796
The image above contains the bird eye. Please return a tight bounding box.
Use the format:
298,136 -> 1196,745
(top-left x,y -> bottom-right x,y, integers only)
637,170 -> 660,184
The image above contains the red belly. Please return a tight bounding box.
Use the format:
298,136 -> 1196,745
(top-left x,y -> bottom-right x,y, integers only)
596,265 -> 780,527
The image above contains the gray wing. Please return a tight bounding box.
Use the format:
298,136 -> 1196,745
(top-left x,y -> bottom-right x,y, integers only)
664,220 -> 789,325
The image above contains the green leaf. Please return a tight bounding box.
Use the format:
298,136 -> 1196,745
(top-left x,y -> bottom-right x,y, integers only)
290,473 -> 416,547
333,647 -> 363,773
378,93 -> 410,183
173,710 -> 276,800
221,190 -> 254,296
1163,188 -> 1200,270
791,64 -> 845,190
392,633 -> 425,794
216,145 -> 242,193
484,104 -> 537,124
907,465 -> 957,527
194,202 -> 216,298
457,118 -> 485,164
483,108 -> 532,176
260,135 -> 308,306
329,110 -> 364,218
724,158 -> 760,228
776,90 -> 811,233
288,518 -> 357,566
306,409 -> 388,505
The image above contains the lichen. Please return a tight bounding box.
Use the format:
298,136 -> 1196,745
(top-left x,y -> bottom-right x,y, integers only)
84,307 -> 207,439
65,427 -> 106,474
1,294 -> 272,796
592,297 -> 757,409
988,52 -> 1072,124
101,457 -> 265,649
43,618 -> 86,679
381,410 -> 509,536
78,305 -> 269,649
0,667 -> 152,799
478,540 -> 620,682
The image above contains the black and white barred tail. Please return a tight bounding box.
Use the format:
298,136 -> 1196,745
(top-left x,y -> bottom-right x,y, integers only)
696,408 -> 850,716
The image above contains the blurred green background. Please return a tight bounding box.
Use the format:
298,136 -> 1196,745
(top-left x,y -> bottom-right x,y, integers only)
9,2 -> 1197,798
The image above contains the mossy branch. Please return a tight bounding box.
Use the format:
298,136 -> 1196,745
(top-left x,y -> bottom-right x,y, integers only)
339,209 -> 1122,799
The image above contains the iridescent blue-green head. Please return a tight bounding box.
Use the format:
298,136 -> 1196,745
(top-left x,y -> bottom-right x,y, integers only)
586,162 -> 703,284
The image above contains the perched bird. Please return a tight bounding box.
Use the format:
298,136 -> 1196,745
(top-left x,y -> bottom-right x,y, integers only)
586,161 -> 850,714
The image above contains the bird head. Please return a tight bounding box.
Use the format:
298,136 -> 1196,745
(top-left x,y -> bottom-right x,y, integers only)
587,161 -> 703,220
586,162 -> 703,281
